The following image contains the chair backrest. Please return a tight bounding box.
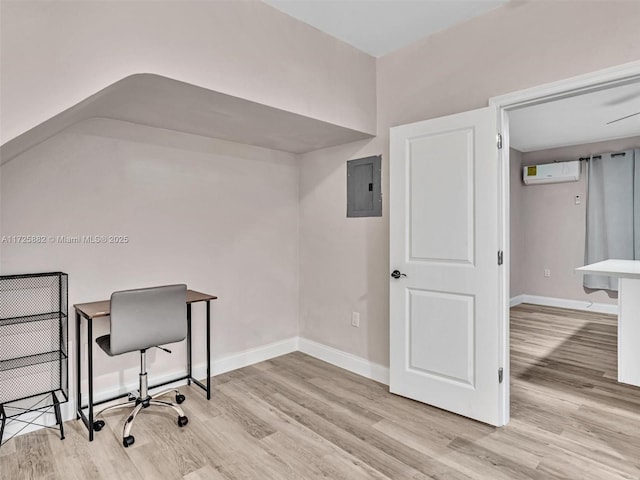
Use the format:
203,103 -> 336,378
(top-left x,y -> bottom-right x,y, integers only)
109,284 -> 187,355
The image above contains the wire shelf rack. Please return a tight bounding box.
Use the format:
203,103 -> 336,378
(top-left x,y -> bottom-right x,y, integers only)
0,272 -> 68,446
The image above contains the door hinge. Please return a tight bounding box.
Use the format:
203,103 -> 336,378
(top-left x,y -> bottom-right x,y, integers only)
498,250 -> 503,265
497,133 -> 503,149
498,367 -> 504,383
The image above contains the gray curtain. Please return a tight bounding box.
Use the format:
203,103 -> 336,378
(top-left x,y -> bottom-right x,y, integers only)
584,149 -> 639,291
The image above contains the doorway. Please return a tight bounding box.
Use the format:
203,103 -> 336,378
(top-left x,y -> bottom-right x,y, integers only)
491,60 -> 640,425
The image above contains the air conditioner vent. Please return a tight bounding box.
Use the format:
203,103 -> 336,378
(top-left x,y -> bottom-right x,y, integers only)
523,161 -> 580,185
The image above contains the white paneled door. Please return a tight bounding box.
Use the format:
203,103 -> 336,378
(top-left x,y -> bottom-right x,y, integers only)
389,107 -> 504,426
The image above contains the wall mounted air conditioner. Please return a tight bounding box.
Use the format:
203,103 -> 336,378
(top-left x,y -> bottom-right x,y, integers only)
523,160 -> 580,185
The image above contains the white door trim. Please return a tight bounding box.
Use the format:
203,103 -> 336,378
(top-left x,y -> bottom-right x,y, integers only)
490,60 -> 640,109
488,60 -> 640,426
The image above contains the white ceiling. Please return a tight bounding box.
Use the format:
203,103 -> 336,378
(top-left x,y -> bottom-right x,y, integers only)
509,81 -> 640,152
263,0 -> 507,57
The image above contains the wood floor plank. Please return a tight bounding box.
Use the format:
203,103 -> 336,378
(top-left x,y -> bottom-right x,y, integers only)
221,380 -> 398,480
3,303 -> 640,479
243,370 -> 462,479
320,452 -> 394,480
209,388 -> 277,440
199,414 -> 305,480
308,374 -> 494,443
372,419 -> 452,459
47,420 -> 135,480
218,381 -> 336,457
263,391 -> 428,479
9,432 -> 57,480
536,449 -> 638,480
260,431 -> 367,480
182,463 -> 227,480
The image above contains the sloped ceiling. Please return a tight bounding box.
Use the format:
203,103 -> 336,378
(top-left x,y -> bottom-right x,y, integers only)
0,74 -> 374,164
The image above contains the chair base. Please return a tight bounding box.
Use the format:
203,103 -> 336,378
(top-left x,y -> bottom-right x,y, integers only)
93,349 -> 188,447
94,387 -> 188,447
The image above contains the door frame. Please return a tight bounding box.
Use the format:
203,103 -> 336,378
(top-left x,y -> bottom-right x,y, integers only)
488,60 -> 640,426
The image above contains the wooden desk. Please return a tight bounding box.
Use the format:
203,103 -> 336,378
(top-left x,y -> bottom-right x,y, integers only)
577,260 -> 640,387
74,289 -> 217,441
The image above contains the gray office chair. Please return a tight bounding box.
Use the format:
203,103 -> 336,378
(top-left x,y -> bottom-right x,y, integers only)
92,284 -> 189,448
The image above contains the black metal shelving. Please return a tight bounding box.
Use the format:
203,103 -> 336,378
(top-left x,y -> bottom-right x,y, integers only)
0,272 -> 68,446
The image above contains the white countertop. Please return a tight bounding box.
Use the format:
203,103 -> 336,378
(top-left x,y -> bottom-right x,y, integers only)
576,259 -> 640,279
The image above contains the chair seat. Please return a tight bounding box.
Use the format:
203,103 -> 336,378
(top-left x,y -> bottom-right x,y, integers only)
96,334 -> 115,356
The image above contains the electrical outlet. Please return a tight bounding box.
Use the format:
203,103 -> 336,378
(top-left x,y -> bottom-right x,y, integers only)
544,269 -> 551,278
351,312 -> 360,327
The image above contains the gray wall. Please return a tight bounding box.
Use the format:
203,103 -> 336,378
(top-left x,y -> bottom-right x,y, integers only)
1,122 -> 300,393
512,136 -> 640,304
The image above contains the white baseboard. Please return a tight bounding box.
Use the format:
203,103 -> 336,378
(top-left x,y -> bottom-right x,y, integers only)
510,294 -> 526,307
298,337 -> 389,385
511,294 -> 618,315
199,336 -> 299,379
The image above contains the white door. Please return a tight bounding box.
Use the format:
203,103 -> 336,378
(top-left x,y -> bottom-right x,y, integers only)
389,106 -> 504,426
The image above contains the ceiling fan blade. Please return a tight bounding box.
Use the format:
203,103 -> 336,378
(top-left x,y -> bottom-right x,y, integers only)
606,111 -> 640,125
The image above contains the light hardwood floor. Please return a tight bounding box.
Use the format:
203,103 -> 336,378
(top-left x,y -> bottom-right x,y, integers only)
2,304 -> 640,479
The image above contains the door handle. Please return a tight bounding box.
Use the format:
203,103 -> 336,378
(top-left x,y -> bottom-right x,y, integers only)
391,270 -> 407,279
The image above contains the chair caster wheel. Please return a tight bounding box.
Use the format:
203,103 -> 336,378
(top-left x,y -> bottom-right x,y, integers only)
175,393 -> 185,404
178,416 -> 189,427
93,420 -> 105,432
123,435 -> 135,447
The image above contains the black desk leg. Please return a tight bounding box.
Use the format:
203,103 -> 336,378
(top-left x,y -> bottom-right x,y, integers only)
187,304 -> 192,385
52,392 -> 65,440
75,311 -> 81,420
206,300 -> 211,400
0,404 -> 5,444
87,318 -> 94,441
